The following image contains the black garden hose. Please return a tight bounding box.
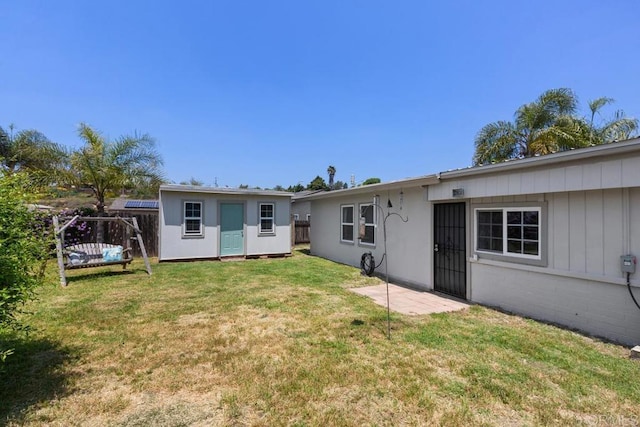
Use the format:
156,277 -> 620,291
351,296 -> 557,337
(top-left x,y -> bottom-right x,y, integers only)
360,252 -> 375,276
627,272 -> 640,311
360,252 -> 386,276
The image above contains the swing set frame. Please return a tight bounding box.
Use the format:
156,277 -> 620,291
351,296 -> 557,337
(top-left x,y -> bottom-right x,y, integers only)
53,215 -> 152,286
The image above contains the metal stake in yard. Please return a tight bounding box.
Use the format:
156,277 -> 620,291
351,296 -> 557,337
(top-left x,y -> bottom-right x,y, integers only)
371,194 -> 408,340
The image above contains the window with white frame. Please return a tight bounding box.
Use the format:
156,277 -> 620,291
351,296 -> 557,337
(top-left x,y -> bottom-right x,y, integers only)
184,201 -> 203,236
306,214 -> 311,221
293,213 -> 300,221
341,205 -> 354,242
476,207 -> 541,259
259,203 -> 275,234
359,203 -> 375,245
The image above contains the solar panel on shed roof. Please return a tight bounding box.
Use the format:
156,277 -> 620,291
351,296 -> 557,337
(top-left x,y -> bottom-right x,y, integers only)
124,200 -> 159,209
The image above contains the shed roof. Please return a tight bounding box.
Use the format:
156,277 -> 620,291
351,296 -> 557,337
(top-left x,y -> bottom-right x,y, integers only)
159,184 -> 294,197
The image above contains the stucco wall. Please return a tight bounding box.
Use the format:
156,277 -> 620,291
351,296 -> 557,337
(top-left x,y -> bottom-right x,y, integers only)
310,187 -> 433,289
159,191 -> 291,261
470,262 -> 640,345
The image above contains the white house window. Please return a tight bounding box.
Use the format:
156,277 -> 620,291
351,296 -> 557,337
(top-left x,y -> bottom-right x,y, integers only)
259,203 -> 275,234
476,207 -> 540,259
293,213 -> 300,221
184,201 -> 203,236
359,203 -> 375,245
341,205 -> 354,242
306,214 -> 311,221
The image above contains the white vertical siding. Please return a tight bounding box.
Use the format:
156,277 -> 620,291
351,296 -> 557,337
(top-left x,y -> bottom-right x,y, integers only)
603,189 -> 624,277
429,152 -> 640,201
585,191 -> 604,275
568,192 -> 586,272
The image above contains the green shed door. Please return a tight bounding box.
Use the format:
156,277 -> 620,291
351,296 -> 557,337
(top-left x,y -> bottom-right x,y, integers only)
220,203 -> 244,256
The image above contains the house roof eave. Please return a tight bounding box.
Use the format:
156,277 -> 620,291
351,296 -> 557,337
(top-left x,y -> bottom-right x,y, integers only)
300,174 -> 440,201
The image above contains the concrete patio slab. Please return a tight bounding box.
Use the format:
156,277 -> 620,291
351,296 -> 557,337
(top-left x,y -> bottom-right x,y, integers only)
350,283 -> 470,315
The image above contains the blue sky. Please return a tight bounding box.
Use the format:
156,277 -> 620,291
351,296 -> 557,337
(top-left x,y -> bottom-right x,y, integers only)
2,1 -> 639,189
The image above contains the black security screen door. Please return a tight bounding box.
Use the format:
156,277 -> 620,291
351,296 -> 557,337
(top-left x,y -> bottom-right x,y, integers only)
433,202 -> 467,299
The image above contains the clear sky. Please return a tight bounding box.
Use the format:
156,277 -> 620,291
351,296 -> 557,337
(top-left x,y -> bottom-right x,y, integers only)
2,1 -> 639,189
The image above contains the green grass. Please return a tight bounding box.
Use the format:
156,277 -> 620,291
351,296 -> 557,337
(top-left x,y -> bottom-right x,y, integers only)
1,248 -> 639,426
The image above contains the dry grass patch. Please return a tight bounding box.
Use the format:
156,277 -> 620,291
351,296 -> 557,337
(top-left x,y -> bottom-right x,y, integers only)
1,248 -> 639,426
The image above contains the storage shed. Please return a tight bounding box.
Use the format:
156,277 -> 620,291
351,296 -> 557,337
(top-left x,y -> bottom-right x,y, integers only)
159,185 -> 293,261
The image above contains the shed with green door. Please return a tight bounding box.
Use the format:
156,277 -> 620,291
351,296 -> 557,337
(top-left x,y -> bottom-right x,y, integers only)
159,185 -> 293,261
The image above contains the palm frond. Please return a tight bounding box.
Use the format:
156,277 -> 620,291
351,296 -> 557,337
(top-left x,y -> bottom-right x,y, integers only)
473,121 -> 519,165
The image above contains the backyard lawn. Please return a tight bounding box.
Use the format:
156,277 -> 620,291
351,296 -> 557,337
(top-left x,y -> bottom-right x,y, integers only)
1,248 -> 639,426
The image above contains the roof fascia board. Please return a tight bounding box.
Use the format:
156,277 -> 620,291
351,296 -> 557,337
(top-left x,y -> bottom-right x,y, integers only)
159,185 -> 293,197
440,139 -> 640,180
301,175 -> 440,201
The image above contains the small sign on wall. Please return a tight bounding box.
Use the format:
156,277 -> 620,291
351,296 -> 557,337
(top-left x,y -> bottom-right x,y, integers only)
452,188 -> 464,197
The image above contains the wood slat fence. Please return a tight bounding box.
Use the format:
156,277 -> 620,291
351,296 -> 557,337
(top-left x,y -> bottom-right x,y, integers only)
59,212 -> 158,257
292,220 -> 310,245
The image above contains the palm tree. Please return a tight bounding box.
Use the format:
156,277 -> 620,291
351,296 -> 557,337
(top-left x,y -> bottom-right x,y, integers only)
587,97 -> 638,144
0,124 -> 68,184
69,123 -> 164,213
473,88 -> 588,165
327,165 -> 336,188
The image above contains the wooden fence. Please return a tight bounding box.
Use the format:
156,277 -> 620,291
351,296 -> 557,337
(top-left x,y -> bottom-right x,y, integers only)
292,220 -> 310,245
59,212 -> 158,257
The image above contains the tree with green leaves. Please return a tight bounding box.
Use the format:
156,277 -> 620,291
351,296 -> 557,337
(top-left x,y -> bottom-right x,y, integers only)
586,97 -> 638,144
307,175 -> 329,191
68,123 -> 165,213
327,165 -> 336,188
179,177 -> 204,186
472,89 -> 638,165
0,172 -> 52,362
362,177 -> 381,186
287,183 -> 305,192
0,124 -> 67,185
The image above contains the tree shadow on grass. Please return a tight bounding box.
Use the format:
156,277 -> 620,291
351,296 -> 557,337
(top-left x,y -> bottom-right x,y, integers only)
0,334 -> 79,424
65,269 -> 136,285
295,247 -> 312,256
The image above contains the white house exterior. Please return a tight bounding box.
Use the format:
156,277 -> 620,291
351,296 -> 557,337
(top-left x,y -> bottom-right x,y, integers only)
305,138 -> 640,345
159,185 -> 292,261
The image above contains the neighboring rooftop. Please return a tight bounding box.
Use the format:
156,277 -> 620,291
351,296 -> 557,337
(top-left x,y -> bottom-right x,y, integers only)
108,197 -> 159,211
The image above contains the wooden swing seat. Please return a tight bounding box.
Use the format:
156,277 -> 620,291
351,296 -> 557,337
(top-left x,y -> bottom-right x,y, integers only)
53,215 -> 152,286
63,243 -> 133,270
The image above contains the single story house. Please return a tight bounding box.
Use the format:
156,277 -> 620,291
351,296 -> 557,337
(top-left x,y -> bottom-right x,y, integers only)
303,138 -> 640,345
159,185 -> 292,261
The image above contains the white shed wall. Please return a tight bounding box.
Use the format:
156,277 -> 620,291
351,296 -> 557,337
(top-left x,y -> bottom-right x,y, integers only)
159,191 -> 291,261
245,198 -> 291,256
159,191 -> 218,260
